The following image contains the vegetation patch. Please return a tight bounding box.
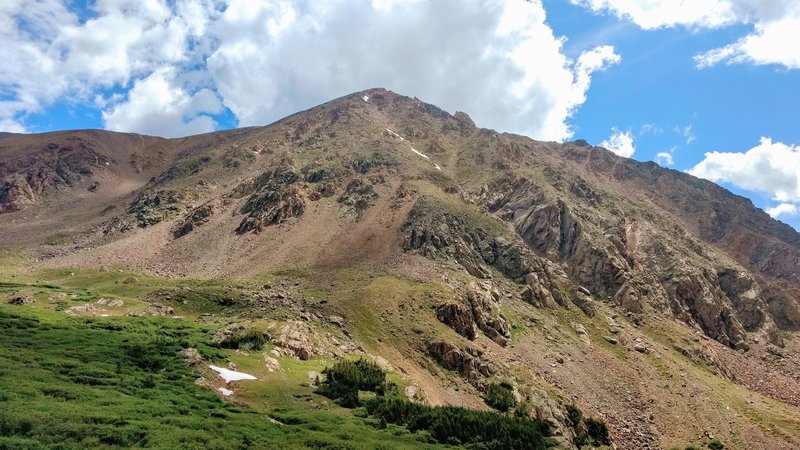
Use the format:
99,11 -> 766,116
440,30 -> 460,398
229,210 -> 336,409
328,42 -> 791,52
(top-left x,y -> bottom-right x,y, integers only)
566,403 -> 611,448
485,381 -> 517,412
317,359 -> 555,449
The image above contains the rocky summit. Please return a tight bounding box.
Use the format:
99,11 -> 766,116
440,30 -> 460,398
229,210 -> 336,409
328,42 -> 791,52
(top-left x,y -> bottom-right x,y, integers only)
1,88 -> 799,449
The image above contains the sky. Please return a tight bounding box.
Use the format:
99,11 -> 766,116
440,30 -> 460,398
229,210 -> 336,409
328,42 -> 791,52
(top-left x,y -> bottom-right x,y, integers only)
1,0 -> 799,229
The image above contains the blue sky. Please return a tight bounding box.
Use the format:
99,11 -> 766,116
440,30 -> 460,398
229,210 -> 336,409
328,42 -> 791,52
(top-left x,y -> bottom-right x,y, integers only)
1,0 -> 799,229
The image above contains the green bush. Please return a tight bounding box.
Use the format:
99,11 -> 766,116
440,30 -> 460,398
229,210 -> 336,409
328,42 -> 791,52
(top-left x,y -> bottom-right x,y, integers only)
485,381 -> 517,412
364,397 -> 554,449
216,327 -> 270,350
566,404 -> 611,448
317,359 -> 387,407
586,417 -> 610,446
707,439 -> 725,450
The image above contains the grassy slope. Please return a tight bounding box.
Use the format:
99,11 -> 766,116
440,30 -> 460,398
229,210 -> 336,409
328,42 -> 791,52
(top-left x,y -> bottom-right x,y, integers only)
0,278 -> 450,450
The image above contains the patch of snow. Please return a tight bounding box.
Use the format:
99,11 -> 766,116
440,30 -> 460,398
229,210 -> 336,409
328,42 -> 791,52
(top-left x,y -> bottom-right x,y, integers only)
410,147 -> 430,160
209,365 -> 257,383
386,128 -> 444,173
386,128 -> 405,141
362,95 -> 369,102
218,387 -> 234,397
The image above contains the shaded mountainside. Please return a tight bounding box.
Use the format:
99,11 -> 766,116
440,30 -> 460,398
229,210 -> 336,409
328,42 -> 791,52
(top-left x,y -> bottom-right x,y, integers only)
2,88 -> 800,449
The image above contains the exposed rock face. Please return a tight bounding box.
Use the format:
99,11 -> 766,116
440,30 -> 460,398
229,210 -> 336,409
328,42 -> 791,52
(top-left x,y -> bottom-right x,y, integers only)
436,303 -> 476,340
337,178 -> 378,217
181,348 -> 202,366
427,341 -> 495,378
147,303 -> 175,316
402,198 -> 558,288
236,161 -> 305,233
128,189 -> 183,228
0,140 -> 111,212
466,281 -> 511,346
174,202 -> 215,238
466,173 -> 784,350
436,281 -> 511,346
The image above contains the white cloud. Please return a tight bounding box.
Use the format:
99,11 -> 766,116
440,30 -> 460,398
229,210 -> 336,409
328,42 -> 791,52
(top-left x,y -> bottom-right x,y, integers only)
687,137 -> 800,203
572,0 -> 800,70
600,127 -> 635,157
695,13 -> 800,69
0,0 -> 223,134
207,0 -> 619,141
655,151 -> 674,166
0,0 -> 619,140
676,124 -> 695,144
766,203 -> 798,219
102,68 -> 221,137
0,118 -> 26,134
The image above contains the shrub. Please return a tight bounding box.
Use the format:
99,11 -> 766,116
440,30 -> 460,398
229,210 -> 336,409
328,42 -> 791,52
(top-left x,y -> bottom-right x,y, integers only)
485,381 -> 517,412
566,404 -> 610,448
707,439 -> 725,450
585,417 -> 611,446
566,404 -> 583,426
216,327 -> 270,350
364,397 -> 554,449
316,359 -> 387,407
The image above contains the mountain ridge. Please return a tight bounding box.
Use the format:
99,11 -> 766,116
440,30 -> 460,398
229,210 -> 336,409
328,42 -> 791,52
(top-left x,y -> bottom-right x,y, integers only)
2,88 -> 799,449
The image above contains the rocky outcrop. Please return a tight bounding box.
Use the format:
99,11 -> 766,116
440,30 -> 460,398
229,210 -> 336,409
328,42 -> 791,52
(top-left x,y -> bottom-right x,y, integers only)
467,281 -> 511,346
427,341 -> 495,379
236,161 -> 305,233
436,303 -> 476,340
174,202 -> 215,238
8,295 -> 33,305
274,321 -> 316,360
0,140 -> 111,212
436,281 -> 511,346
128,189 -> 183,227
337,178 -> 378,217
402,197 -> 554,282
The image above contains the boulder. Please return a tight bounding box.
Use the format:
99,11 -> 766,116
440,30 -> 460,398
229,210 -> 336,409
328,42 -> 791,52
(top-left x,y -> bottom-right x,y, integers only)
264,355 -> 281,372
274,321 -> 316,360
181,348 -> 202,366
8,295 -> 33,305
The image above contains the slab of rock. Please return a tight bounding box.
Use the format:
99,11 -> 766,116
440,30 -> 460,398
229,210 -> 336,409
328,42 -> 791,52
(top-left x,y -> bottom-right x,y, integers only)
96,298 -> 124,307
65,304 -> 106,316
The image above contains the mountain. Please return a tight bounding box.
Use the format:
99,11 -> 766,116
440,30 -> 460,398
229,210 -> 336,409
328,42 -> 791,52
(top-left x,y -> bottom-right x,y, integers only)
1,88 -> 799,449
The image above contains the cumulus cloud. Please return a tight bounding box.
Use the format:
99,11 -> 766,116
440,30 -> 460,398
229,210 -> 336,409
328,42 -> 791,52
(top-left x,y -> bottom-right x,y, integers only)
687,137 -> 800,202
600,127 -> 635,157
655,151 -> 674,166
103,68 -> 222,137
207,0 -> 619,140
0,0 -> 619,139
766,203 -> 798,219
0,0 -> 222,135
572,0 -> 800,69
